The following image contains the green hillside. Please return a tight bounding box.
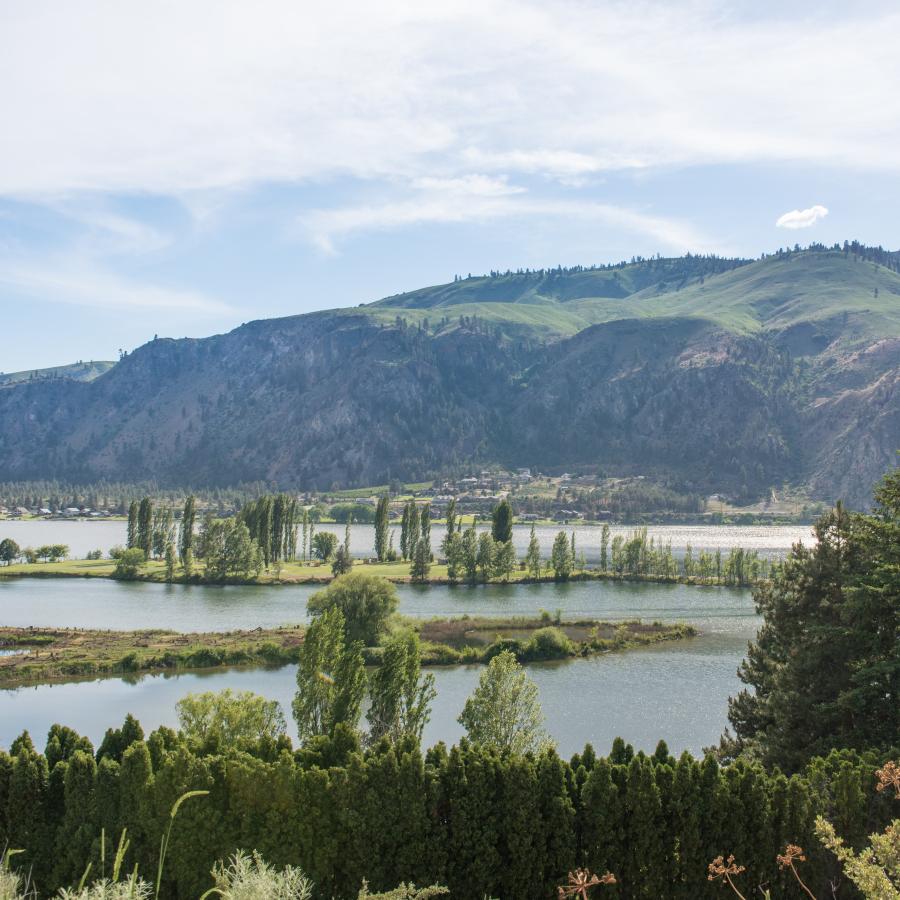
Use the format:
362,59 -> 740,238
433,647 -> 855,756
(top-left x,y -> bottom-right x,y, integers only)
0,360 -> 116,388
368,247 -> 900,346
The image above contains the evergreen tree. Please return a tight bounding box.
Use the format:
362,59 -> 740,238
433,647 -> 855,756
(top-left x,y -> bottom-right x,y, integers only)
331,543 -> 352,576
491,498 -> 513,544
727,467 -> 900,770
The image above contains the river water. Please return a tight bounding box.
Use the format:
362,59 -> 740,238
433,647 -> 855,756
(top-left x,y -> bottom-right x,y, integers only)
0,577 -> 756,757
0,519 -> 811,563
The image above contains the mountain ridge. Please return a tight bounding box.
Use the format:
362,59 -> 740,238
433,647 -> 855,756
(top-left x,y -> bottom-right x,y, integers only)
2,244 -> 898,506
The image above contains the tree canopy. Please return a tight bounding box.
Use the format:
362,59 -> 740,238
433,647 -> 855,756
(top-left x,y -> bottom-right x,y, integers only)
307,571 -> 398,646
727,465 -> 900,771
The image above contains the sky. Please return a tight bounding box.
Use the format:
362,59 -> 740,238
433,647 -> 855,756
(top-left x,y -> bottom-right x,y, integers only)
2,0 -> 900,371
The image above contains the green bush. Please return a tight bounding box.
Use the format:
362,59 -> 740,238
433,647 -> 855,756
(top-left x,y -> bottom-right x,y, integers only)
524,626 -> 574,660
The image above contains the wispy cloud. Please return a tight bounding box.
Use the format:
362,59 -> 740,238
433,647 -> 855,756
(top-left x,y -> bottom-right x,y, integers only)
776,205 -> 829,229
1,2 -> 899,197
0,259 -> 231,314
302,177 -> 712,255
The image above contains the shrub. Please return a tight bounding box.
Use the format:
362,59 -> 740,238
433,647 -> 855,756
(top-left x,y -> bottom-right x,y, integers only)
525,626 -> 574,660
207,849 -> 312,899
113,547 -> 147,580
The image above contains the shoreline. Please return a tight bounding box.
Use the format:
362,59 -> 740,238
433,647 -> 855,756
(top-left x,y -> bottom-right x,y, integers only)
0,560 -> 761,589
0,617 -> 696,689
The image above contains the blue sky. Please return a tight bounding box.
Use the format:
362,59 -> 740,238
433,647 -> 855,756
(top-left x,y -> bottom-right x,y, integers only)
2,0 -> 900,371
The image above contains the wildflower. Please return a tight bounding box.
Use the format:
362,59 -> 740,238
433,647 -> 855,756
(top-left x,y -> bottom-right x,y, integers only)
708,855 -> 747,900
875,761 -> 900,800
557,868 -> 616,899
776,844 -> 816,899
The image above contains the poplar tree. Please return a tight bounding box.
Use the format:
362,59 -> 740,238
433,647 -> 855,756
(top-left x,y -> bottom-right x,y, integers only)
458,650 -> 550,754
164,543 -> 176,582
551,532 -> 572,581
180,495 -> 196,563
136,497 -> 153,558
293,607 -> 366,742
344,514 -> 352,561
526,525 -> 541,577
374,496 -> 390,562
126,500 -> 138,549
301,508 -> 309,562
419,503 -> 431,560
400,503 -> 410,560
600,524 -> 610,571
366,631 -> 436,744
445,497 -> 457,545
410,539 -> 431,582
408,502 -> 420,562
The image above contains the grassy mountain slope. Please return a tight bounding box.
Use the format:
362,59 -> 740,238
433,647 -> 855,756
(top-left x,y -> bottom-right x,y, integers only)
0,360 -> 116,388
0,247 -> 898,506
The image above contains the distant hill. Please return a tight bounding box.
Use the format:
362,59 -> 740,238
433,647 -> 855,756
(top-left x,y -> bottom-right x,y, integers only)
0,360 -> 116,388
1,244 -> 898,507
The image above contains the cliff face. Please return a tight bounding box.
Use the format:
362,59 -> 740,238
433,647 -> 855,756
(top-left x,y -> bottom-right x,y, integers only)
2,250 -> 899,505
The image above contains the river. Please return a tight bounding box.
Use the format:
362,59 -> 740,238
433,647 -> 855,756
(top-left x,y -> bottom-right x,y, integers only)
0,519 -> 811,563
0,577 -> 756,757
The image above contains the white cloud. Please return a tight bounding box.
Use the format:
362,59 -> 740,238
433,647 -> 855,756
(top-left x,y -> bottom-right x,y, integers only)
0,2 -> 899,197
776,205 -> 829,229
303,181 -> 712,255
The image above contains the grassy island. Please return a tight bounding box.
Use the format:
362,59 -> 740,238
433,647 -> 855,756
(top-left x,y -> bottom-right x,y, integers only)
0,555 -> 759,588
0,616 -> 694,688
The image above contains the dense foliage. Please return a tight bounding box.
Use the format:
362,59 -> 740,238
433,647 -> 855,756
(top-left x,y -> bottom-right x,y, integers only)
727,467 -> 900,771
0,723 -> 894,899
